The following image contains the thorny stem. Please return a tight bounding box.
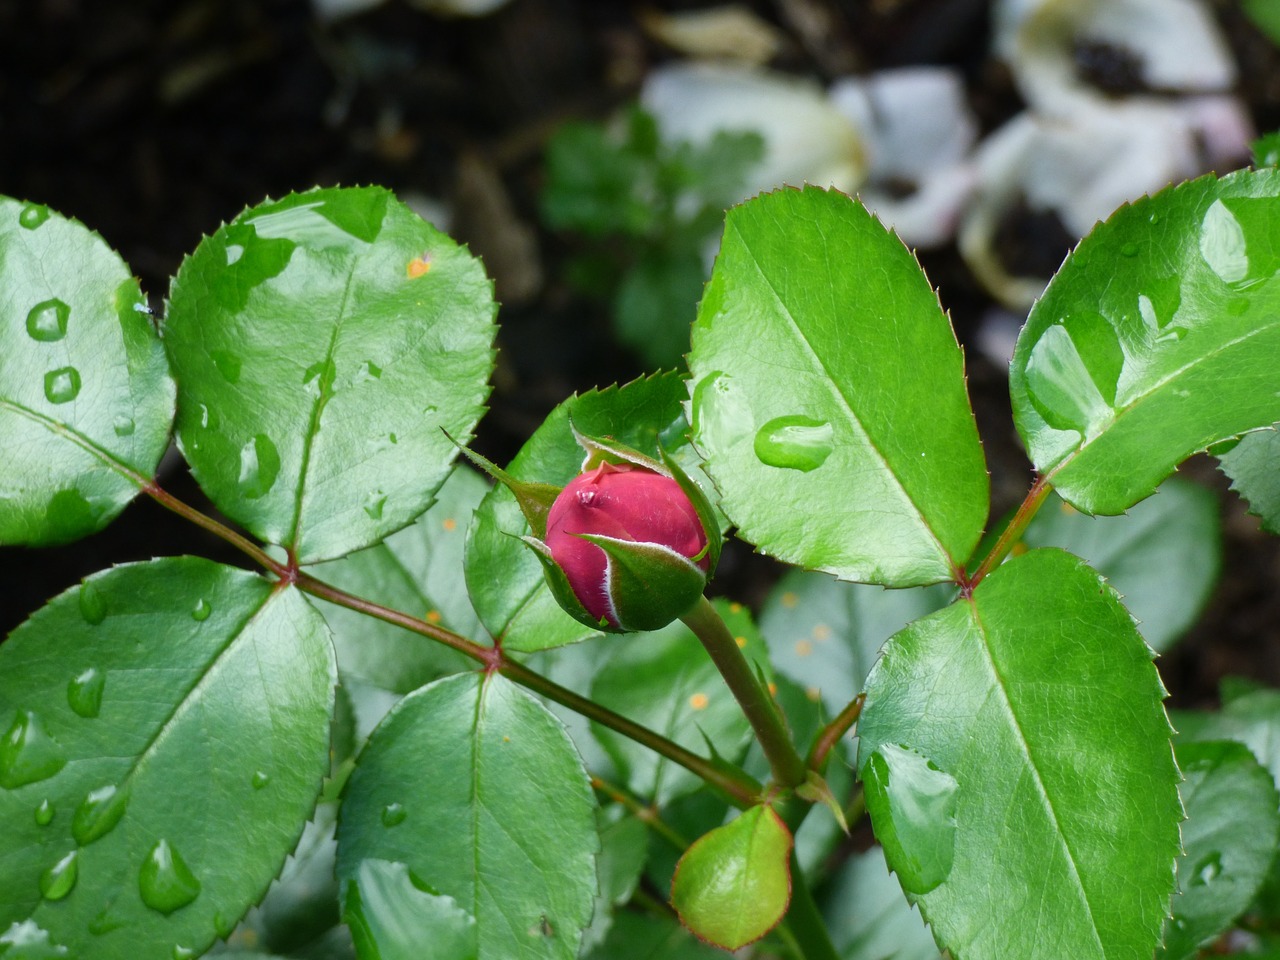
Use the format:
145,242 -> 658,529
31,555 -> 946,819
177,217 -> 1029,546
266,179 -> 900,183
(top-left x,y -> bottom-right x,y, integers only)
964,474 -> 1055,593
681,595 -> 809,790
808,693 -> 865,772
143,481 -> 764,809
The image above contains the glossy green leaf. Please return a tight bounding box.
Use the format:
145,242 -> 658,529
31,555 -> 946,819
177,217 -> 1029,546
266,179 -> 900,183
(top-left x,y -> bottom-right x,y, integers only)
341,859 -> 477,960
464,372 -> 709,652
308,465 -> 488,694
164,186 -> 496,562
580,806 -> 650,955
758,569 -> 950,714
688,186 -> 989,586
1219,425 -> 1280,535
822,847 -> 940,960
589,601 -> 769,805
582,910 -> 726,960
1160,740 -> 1280,960
1020,477 -> 1220,651
861,744 -> 958,896
1010,169 -> 1280,514
0,557 -> 336,960
335,672 -> 598,960
0,196 -> 175,545
857,548 -> 1181,960
671,806 -> 792,951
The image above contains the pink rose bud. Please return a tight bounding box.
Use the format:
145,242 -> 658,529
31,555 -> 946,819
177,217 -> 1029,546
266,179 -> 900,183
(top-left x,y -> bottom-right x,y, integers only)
544,462 -> 711,631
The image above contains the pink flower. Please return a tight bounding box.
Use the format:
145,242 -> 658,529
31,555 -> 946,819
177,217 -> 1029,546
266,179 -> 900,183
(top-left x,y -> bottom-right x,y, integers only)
545,462 -> 710,629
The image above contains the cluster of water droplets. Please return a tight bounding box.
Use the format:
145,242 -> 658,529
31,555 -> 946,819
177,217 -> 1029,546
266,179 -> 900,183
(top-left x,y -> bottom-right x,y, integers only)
692,372 -> 836,474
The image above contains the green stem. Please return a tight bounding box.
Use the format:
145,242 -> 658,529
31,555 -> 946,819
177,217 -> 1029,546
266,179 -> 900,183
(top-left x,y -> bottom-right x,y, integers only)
808,693 -> 864,771
590,775 -> 689,849
682,595 -> 808,790
966,475 -> 1054,591
781,852 -> 841,960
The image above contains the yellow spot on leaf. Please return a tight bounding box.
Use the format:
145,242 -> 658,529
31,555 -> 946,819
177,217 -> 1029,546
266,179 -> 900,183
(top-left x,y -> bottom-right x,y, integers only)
407,254 -> 432,279
812,624 -> 831,641
768,682 -> 778,696
735,635 -> 747,648
795,640 -> 813,657
426,610 -> 442,624
781,592 -> 798,608
689,692 -> 709,710
442,517 -> 457,532
729,602 -> 743,614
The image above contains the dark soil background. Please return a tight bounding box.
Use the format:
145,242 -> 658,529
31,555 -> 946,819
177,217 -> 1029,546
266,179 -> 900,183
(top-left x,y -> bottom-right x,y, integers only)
1,0 -> 1278,708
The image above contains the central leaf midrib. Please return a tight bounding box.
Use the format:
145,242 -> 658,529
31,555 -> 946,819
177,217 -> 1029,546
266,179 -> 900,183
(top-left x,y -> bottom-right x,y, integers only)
968,599 -> 1107,957
731,221 -> 951,568
287,263 -> 359,551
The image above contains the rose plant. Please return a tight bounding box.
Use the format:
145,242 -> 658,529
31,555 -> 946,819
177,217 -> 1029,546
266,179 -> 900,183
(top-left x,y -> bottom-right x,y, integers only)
0,165 -> 1279,960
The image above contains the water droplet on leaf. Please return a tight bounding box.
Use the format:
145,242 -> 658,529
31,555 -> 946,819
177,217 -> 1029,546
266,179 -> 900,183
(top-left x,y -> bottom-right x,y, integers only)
139,839 -> 201,915
1200,199 -> 1249,284
72,784 -> 129,845
172,946 -> 197,960
861,743 -> 958,896
0,710 -> 68,789
39,850 -> 79,901
88,908 -> 126,936
191,598 -> 212,622
34,799 -> 54,826
43,367 -> 81,404
382,803 -> 407,827
363,492 -> 386,520
692,371 -> 752,448
26,299 -> 70,342
1119,242 -> 1138,257
19,203 -> 51,229
112,416 -> 135,437
238,434 -> 281,500
0,919 -> 68,958
357,359 -> 383,382
67,668 -> 105,719
753,416 -> 835,472
210,350 -> 242,383
251,771 -> 270,790
79,581 -> 107,625
1191,850 -> 1222,886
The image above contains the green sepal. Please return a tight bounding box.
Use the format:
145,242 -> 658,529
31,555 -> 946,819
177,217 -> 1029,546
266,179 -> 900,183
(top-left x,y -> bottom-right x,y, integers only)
519,535 -> 618,634
661,447 -> 723,577
580,534 -> 708,632
572,422 -> 668,473
450,436 -> 561,539
795,770 -> 849,834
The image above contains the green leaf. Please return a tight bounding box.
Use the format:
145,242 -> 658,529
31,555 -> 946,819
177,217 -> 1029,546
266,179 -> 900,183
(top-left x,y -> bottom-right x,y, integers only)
857,548 -> 1181,960
164,186 -> 496,562
335,672 -> 598,960
822,847 -> 941,960
0,557 -> 336,960
589,601 -> 769,806
614,248 -> 705,370
860,744 -> 958,896
758,569 -> 951,714
1244,0 -> 1280,47
1160,740 -> 1280,960
1219,425 -> 1280,535
464,372 -> 707,653
580,806 -> 650,955
0,196 -> 175,546
670,805 -> 793,951
688,186 -> 989,586
308,465 -> 488,694
581,910 -> 725,960
1175,687 -> 1280,785
1009,169 -> 1280,514
1020,478 -> 1221,651
341,859 -> 477,960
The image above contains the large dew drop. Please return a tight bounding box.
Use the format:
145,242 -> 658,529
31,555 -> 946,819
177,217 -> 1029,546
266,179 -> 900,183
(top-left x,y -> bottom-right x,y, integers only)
72,784 -> 129,846
753,415 -> 835,472
79,580 -> 108,625
139,839 -> 202,915
39,850 -> 79,901
0,710 -> 68,789
43,367 -> 82,405
19,203 -> 51,230
67,668 -> 105,719
238,434 -> 281,500
25,299 -> 70,342
861,743 -> 958,896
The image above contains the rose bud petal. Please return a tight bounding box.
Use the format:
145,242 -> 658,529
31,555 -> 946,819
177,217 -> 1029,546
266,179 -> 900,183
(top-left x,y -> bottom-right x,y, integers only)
541,462 -> 712,631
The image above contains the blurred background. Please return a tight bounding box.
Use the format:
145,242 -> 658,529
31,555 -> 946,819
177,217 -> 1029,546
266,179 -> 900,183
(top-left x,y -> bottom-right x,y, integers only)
2,0 -> 1279,704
